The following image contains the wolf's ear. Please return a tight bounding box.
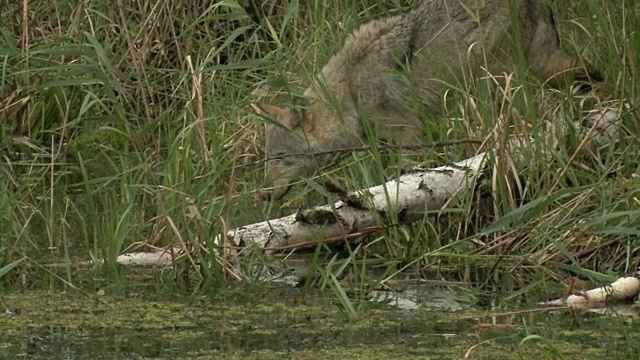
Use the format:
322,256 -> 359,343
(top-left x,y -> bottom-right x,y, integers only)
251,103 -> 283,118
251,103 -> 299,129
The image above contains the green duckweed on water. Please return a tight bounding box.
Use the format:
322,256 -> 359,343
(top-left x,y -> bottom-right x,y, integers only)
2,285 -> 639,359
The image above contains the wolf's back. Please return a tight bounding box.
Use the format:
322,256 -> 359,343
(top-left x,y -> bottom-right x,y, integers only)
319,1 -> 510,106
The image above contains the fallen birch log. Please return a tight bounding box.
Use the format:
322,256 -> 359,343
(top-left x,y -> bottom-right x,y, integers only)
117,102 -> 626,265
224,104 -> 625,252
226,152 -> 488,251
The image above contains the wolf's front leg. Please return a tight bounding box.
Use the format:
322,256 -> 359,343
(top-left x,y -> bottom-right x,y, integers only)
379,118 -> 425,176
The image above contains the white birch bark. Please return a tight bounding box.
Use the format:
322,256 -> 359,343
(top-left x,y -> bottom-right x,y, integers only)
226,152 -> 488,251
541,275 -> 640,307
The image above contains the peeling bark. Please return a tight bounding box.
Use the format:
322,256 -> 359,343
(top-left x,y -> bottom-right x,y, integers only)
227,153 -> 488,251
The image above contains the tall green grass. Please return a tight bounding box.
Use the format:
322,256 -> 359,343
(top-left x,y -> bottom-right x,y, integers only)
0,0 -> 638,302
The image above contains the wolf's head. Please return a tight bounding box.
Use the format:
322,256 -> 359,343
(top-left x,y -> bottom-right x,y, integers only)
253,97 -> 335,200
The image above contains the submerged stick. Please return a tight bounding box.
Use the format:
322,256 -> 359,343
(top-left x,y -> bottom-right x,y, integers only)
541,275 -> 640,307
